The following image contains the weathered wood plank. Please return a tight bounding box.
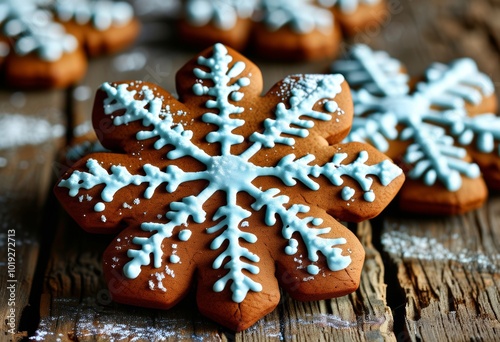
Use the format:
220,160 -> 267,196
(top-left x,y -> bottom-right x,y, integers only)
0,91 -> 65,341
381,195 -> 500,341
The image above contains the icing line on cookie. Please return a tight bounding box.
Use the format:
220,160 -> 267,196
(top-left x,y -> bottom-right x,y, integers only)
54,0 -> 135,31
318,0 -> 382,14
185,0 -> 257,30
1,1 -> 78,61
260,0 -> 333,34
332,44 -> 496,191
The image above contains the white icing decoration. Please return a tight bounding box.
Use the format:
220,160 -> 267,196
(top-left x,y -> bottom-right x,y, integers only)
307,264 -> 320,275
260,0 -> 333,34
54,0 -> 134,31
317,0 -> 381,13
178,229 -> 192,241
324,100 -> 339,113
0,0 -> 78,61
59,43 -> 403,303
332,44 -> 496,192
341,187 -> 355,201
94,202 -> 105,212
170,255 -> 180,263
0,0 -> 136,60
285,238 -> 299,255
185,0 -> 257,30
363,190 -> 375,202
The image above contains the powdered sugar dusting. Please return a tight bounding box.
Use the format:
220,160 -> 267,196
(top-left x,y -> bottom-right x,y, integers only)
30,297 -> 386,340
382,229 -> 500,272
0,113 -> 65,150
244,312 -> 386,337
30,298 -> 209,341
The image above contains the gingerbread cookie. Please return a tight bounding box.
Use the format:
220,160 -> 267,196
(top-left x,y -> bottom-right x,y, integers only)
0,0 -> 139,88
53,0 -> 140,57
323,0 -> 389,35
250,0 -> 341,61
54,43 -> 404,331
331,44 -> 499,215
178,0 -> 385,61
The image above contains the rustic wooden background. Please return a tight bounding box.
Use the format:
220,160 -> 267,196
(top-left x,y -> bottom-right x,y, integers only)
1,0 -> 500,340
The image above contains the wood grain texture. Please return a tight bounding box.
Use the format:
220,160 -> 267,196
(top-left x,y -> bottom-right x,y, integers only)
381,195 -> 500,341
0,91 -> 65,341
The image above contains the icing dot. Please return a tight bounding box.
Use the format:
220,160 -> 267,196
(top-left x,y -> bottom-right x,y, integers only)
170,255 -> 180,263
94,202 -> 105,212
178,229 -> 192,241
233,289 -> 245,303
231,91 -> 244,101
363,191 -> 375,202
307,265 -> 320,275
312,218 -> 323,226
341,187 -> 355,201
285,238 -> 299,255
192,83 -> 204,95
324,100 -> 338,113
238,77 -> 250,86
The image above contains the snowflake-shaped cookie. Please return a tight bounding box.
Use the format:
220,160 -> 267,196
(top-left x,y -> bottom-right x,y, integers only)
55,43 -> 404,331
178,0 -> 386,60
0,0 -> 139,88
331,44 -> 499,215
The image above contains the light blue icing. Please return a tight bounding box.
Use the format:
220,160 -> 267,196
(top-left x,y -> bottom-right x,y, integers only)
170,255 -> 180,263
54,0 -> 134,31
260,0 -> 333,34
416,59 -> 494,108
317,0 -> 381,13
363,190 -> 375,202
0,0 -> 78,61
59,43 -> 403,303
193,43 -> 250,155
333,44 -> 497,192
341,186 -> 355,201
94,202 -> 105,212
178,229 -> 192,241
307,264 -> 320,275
185,0 -> 257,30
285,238 -> 299,255
332,44 -> 410,97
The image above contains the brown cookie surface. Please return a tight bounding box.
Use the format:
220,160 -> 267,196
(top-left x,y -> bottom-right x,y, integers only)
55,43 -> 404,331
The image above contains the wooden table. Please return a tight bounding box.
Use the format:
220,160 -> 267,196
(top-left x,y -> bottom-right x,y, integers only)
1,0 -> 499,340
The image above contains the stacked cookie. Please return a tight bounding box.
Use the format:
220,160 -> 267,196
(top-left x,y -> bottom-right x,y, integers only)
178,0 -> 387,60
